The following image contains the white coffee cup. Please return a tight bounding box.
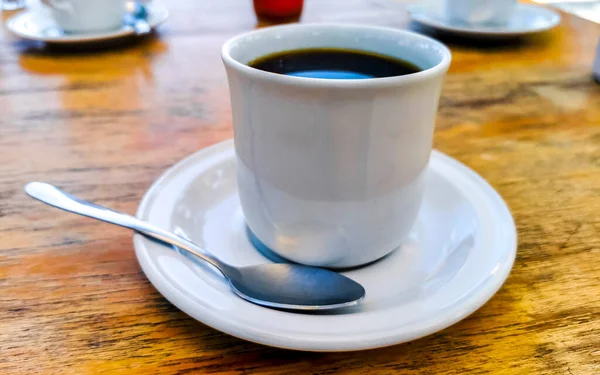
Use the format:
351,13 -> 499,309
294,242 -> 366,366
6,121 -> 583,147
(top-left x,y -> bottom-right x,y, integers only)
42,0 -> 126,33
222,24 -> 450,268
445,0 -> 517,26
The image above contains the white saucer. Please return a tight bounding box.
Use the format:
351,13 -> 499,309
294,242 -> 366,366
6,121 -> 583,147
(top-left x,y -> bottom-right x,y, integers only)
408,3 -> 561,38
133,140 -> 516,351
7,2 -> 168,44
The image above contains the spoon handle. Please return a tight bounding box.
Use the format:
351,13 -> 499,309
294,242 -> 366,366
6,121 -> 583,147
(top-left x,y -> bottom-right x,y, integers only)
24,182 -> 228,274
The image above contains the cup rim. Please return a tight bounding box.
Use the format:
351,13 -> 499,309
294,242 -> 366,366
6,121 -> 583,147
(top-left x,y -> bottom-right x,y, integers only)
221,23 -> 451,89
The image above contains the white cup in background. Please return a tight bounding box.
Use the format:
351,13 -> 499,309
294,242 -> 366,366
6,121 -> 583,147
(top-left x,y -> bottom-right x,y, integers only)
42,0 -> 126,33
445,0 -> 517,26
222,24 -> 451,268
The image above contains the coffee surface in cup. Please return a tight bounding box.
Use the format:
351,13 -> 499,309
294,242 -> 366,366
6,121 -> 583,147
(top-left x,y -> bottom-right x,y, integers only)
248,48 -> 421,79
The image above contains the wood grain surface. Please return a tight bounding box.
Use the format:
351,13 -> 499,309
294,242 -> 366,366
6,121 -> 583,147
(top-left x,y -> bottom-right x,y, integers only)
1,0 -> 599,374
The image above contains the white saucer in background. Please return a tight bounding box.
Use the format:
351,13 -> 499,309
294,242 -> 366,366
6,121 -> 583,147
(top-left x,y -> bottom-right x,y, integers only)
409,3 -> 561,38
7,2 -> 168,44
133,140 -> 517,351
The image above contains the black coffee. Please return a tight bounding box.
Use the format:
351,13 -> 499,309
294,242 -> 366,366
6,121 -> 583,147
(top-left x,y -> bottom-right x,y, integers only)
248,48 -> 421,79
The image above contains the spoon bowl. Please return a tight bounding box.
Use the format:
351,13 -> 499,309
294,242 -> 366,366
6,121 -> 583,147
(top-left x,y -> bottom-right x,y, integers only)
229,263 -> 365,310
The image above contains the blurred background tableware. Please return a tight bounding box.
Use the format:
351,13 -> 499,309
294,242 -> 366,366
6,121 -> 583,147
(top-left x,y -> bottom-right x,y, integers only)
6,0 -> 168,43
539,0 -> 600,23
1,0 -> 25,10
445,0 -> 517,26
408,2 -> 561,38
42,0 -> 126,33
124,1 -> 151,34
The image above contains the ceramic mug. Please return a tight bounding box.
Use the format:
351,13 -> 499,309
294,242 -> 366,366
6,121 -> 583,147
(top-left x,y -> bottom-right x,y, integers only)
42,0 -> 126,33
445,0 -> 517,26
222,24 -> 451,268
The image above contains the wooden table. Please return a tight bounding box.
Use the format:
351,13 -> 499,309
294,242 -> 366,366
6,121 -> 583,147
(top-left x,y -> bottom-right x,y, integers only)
1,1 -> 599,373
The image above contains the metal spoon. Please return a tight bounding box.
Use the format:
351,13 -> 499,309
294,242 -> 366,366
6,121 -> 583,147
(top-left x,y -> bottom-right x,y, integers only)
25,182 -> 365,311
124,2 -> 152,35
